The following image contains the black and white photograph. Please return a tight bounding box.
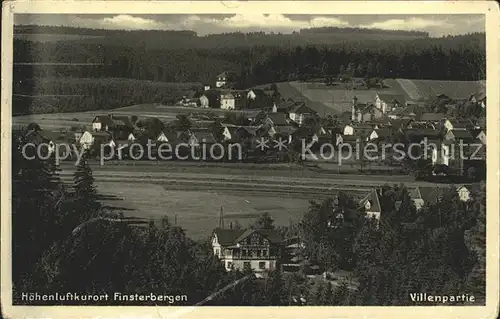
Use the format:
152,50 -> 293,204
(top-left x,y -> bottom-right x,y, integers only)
1,1 -> 499,318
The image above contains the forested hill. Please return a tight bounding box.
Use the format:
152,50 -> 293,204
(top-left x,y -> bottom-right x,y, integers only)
13,31 -> 485,86
299,26 -> 428,37
14,24 -> 432,49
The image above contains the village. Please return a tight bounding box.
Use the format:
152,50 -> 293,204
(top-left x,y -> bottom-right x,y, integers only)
18,69 -> 487,295
8,8 -> 493,308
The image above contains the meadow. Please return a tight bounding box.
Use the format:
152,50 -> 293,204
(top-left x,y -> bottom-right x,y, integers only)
95,181 -> 311,240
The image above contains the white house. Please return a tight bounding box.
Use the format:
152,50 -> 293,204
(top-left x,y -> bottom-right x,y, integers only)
92,115 -> 112,132
359,189 -> 382,228
375,93 -> 406,114
216,72 -> 231,88
78,131 -> 95,150
156,131 -> 171,143
247,89 -> 258,100
456,185 -> 472,202
127,132 -> 137,141
343,124 -> 355,136
220,93 -> 236,110
200,95 -> 210,108
211,228 -> 284,273
288,102 -> 316,126
222,126 -> 237,141
431,143 -> 451,166
79,131 -> 115,150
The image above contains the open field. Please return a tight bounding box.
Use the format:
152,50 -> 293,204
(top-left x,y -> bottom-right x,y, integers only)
258,80 -> 404,116
12,105 -> 185,130
94,182 -> 310,240
12,103 -> 261,131
56,161 -> 459,240
258,79 -> 486,116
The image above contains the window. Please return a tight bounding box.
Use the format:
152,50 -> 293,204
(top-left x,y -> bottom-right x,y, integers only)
257,250 -> 261,257
262,250 -> 267,257
259,262 -> 266,269
227,262 -> 233,269
244,262 -> 251,269
215,249 -> 219,256
242,249 -> 247,257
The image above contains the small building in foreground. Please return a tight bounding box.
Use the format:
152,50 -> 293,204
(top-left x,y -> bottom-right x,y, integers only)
211,228 -> 284,273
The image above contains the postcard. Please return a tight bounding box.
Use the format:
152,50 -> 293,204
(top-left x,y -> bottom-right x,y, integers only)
1,1 -> 499,318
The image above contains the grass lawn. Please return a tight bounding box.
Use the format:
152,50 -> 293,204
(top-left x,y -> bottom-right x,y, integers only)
96,181 -> 310,240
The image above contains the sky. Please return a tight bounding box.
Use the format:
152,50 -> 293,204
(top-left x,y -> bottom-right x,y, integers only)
15,14 -> 485,37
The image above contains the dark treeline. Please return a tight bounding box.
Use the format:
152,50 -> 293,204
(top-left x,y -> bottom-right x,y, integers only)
14,25 -> 198,37
15,24 -> 429,37
299,26 -> 428,37
14,24 -> 429,49
12,78 -> 198,115
14,32 -> 485,94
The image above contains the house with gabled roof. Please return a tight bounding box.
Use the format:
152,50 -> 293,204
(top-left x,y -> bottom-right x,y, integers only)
368,128 -> 394,143
417,187 -> 447,206
237,125 -> 261,139
375,93 -> 407,114
403,186 -> 471,210
138,127 -> 178,145
221,125 -> 239,142
469,87 -> 486,108
353,104 -> 384,123
387,105 -> 420,120
211,227 -> 284,273
262,112 -> 291,127
221,92 -> 236,110
287,102 -> 317,126
92,115 -> 113,132
395,187 -> 426,211
216,71 -> 237,88
78,131 -> 115,151
359,189 -> 382,228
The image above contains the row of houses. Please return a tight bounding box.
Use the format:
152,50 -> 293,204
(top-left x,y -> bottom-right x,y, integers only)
177,87 -> 277,111
358,185 -> 474,229
210,183 -> 476,275
350,88 -> 486,123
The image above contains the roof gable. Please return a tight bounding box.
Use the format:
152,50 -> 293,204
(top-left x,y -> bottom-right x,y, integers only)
213,228 -> 246,246
377,93 -> 407,104
359,189 -> 381,213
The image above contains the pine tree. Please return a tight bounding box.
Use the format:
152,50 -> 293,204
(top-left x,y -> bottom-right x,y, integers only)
73,155 -> 100,223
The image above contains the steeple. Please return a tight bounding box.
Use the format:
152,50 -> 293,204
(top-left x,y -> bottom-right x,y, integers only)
219,206 -> 225,229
